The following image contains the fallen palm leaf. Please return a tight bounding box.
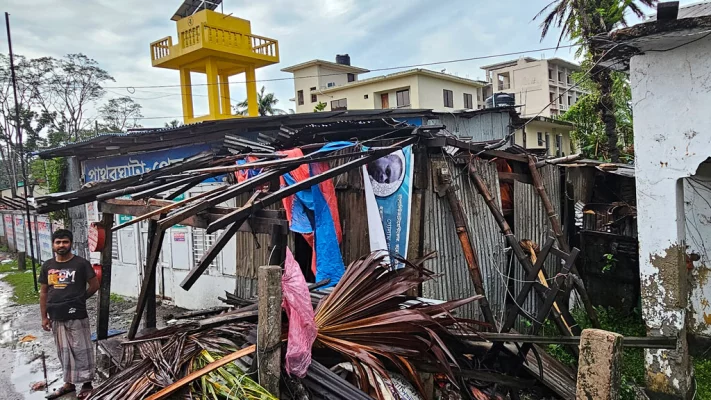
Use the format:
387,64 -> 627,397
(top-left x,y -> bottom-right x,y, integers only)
313,251 -> 483,399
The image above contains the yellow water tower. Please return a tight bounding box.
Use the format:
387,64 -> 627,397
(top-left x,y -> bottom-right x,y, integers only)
150,1 -> 279,122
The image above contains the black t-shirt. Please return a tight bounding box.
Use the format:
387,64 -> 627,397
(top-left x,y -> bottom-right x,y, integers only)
39,256 -> 96,321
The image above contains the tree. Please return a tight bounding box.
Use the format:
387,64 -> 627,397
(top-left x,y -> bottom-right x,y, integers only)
535,0 -> 656,162
98,96 -> 143,132
165,119 -> 182,129
34,53 -> 115,143
233,86 -> 284,116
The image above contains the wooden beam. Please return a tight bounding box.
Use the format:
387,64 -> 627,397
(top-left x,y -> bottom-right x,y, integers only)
143,219 -> 161,332
206,139 -> 415,233
96,212 -> 114,340
498,171 -> 532,184
481,149 -> 528,163
129,172 -> 215,200
128,222 -> 166,339
461,334 -> 676,349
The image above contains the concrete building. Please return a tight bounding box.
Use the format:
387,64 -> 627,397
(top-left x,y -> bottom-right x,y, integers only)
282,57 -> 487,113
598,3 -> 711,398
481,57 -> 585,118
514,116 -> 574,157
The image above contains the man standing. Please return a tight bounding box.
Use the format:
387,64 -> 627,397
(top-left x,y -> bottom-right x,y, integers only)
39,229 -> 100,400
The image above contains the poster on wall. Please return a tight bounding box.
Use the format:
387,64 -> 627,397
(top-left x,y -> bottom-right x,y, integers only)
4,215 -> 14,249
14,215 -> 25,252
362,145 -> 414,268
86,201 -> 99,223
0,214 -> 5,237
37,216 -> 53,262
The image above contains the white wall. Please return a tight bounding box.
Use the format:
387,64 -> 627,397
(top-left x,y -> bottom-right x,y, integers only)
685,162 -> 711,336
631,34 -> 711,397
293,65 -> 319,113
416,74 -> 482,111
316,75 -> 418,111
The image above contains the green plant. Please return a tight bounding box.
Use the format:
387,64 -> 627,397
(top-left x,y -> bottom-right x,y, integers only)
313,101 -> 327,112
694,358 -> 711,399
109,293 -> 125,304
2,270 -> 39,305
192,349 -> 277,399
0,259 -> 18,273
602,253 -> 618,273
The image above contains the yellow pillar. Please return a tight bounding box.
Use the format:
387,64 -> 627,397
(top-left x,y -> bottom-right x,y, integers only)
219,73 -> 231,116
179,68 -> 194,122
245,66 -> 258,117
205,58 -> 221,120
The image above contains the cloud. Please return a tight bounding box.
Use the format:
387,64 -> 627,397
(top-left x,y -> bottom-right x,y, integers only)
1,0 -> 666,128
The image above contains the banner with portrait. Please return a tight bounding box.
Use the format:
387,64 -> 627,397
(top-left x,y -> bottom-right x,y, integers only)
362,145 -> 414,267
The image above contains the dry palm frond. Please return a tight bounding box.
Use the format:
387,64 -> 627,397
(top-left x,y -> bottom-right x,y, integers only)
88,323 -> 269,400
313,251 -> 483,400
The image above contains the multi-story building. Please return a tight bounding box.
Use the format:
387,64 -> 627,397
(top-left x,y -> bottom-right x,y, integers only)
481,57 -> 585,118
282,56 -> 487,113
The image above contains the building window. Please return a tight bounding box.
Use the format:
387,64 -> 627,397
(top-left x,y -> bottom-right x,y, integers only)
477,89 -> 482,101
537,132 -> 543,146
567,74 -> 572,84
548,69 -> 553,80
545,133 -> 551,155
347,73 -> 355,82
396,89 -> 410,108
311,94 -> 317,103
331,98 -> 347,111
568,95 -> 572,106
463,93 -> 473,109
364,94 -> 369,99
555,135 -> 562,157
550,92 -> 556,104
327,82 -> 336,88
443,89 -> 454,108
558,71 -> 563,82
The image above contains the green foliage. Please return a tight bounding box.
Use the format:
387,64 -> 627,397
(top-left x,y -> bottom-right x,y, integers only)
109,293 -> 125,304
164,119 -> 182,129
314,101 -> 327,112
560,55 -> 634,161
234,86 -> 284,116
2,264 -> 39,305
694,358 -> 711,399
602,253 -> 618,273
192,349 -> 277,399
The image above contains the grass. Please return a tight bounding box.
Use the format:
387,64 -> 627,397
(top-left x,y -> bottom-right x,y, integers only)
110,293 -> 126,304
694,358 -> 711,399
0,259 -> 40,305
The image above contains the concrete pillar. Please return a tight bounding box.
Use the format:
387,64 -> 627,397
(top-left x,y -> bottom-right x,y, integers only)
17,251 -> 25,271
179,68 -> 194,122
245,66 -> 258,117
218,73 -> 231,116
576,329 -> 623,400
205,58 -> 220,120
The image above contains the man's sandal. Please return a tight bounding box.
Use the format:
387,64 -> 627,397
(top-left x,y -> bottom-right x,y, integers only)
77,383 -> 93,400
45,383 -> 75,399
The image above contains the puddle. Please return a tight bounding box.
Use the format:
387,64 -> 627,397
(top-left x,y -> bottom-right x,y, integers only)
11,348 -> 65,400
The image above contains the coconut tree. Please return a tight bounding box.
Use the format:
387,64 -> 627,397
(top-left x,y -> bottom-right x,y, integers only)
535,0 -> 656,162
233,86 -> 284,116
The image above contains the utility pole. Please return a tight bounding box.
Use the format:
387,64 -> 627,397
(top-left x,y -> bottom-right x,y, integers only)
6,12 -> 38,291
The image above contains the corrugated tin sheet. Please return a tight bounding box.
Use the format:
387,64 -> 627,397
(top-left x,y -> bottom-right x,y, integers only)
422,156 -> 506,321
428,111 -> 513,146
512,165 -> 561,327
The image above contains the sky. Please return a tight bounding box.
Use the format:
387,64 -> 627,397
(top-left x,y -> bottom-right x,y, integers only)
0,0 -> 693,129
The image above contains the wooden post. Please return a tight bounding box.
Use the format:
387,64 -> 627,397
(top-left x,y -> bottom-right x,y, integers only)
439,168 -> 496,328
17,251 -> 25,271
268,221 -> 287,267
526,155 -> 601,329
257,265 -> 282,397
144,219 -> 161,331
96,212 -> 114,340
128,221 -> 166,339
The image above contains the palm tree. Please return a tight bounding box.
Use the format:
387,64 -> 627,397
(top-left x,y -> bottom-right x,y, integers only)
535,0 -> 656,162
233,86 -> 284,116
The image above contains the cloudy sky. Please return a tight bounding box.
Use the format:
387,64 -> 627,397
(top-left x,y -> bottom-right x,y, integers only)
0,0 -> 685,128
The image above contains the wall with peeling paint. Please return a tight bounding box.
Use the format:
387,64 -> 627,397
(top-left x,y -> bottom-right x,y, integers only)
684,162 -> 711,335
630,34 -> 711,397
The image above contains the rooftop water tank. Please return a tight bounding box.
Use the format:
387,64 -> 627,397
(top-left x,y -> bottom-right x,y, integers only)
485,93 -> 516,108
336,54 -> 351,66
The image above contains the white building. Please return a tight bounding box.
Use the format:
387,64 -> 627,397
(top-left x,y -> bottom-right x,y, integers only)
481,57 -> 585,118
599,2 -> 711,398
282,56 -> 487,113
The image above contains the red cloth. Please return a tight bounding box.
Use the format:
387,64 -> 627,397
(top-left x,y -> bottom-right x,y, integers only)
495,159 -> 513,211
279,148 -> 342,275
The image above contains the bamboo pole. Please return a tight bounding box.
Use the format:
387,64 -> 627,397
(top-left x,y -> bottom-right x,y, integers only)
526,155 -> 601,329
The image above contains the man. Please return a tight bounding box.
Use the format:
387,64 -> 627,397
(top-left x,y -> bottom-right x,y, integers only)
39,229 -> 100,400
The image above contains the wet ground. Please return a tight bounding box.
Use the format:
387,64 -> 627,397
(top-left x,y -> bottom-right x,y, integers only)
0,253 -> 187,399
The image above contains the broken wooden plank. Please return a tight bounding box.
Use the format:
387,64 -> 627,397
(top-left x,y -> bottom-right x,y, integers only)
96,212 -> 114,340
145,344 -> 257,400
128,221 -> 167,339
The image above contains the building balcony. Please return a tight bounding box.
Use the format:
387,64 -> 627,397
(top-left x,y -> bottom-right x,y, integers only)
150,22 -> 279,70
